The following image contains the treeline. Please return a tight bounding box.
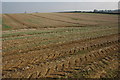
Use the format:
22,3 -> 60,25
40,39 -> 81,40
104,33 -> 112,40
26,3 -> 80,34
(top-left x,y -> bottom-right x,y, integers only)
93,9 -> 120,14
59,9 -> 120,14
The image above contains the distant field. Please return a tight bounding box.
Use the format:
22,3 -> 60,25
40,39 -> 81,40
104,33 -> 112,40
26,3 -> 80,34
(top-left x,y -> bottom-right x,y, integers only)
2,13 -> 119,78
3,13 -> 118,30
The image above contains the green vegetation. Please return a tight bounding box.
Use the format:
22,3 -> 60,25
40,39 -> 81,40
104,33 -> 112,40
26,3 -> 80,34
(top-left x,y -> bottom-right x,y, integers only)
26,19 -> 39,24
77,50 -> 89,54
0,18 -> 2,25
2,26 -> 117,38
3,25 -> 12,29
2,13 -> 118,78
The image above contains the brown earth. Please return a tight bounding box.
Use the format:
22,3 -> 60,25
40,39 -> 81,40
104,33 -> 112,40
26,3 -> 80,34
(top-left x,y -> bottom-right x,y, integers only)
2,13 -> 119,79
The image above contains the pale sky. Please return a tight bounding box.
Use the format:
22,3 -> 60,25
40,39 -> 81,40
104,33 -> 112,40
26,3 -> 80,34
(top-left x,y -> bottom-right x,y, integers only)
1,0 -> 119,13
2,2 -> 118,13
2,0 -> 120,2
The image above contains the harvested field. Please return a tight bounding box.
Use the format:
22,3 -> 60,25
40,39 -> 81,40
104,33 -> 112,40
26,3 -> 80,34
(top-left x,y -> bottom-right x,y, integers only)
2,13 -> 119,78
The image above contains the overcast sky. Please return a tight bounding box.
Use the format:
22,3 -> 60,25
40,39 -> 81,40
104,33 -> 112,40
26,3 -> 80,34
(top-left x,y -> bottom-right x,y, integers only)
2,0 -> 120,2
2,2 -> 118,13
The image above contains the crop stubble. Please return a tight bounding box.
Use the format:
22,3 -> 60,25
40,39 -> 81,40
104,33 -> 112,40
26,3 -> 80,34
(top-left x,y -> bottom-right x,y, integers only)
2,13 -> 119,78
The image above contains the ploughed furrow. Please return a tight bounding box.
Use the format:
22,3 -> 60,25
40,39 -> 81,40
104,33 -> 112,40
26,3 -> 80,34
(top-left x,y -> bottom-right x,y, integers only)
30,13 -> 117,27
30,13 -> 102,26
10,44 -> 119,78
3,33 -> 118,57
2,34 -> 118,70
87,54 -> 118,78
2,37 -> 119,78
50,13 -> 111,22
50,13 -> 118,25
3,33 -> 118,64
3,39 -> 118,71
5,14 -> 34,28
2,27 -> 117,39
3,28 -> 118,56
45,44 -> 119,78
3,13 -> 119,78
2,15 -> 25,30
30,14 -> 81,25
